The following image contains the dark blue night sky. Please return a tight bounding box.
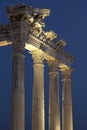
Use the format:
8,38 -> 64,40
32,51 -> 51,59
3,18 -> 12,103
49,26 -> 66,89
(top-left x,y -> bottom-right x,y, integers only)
0,0 -> 87,130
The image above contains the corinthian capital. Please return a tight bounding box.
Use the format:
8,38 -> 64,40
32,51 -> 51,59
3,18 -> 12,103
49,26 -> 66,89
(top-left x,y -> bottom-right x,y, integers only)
31,50 -> 44,64
60,67 -> 72,80
48,60 -> 59,72
12,40 -> 25,56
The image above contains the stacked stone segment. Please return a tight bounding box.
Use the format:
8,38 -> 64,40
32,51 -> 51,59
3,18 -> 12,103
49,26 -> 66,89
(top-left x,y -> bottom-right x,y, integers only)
0,4 -> 74,130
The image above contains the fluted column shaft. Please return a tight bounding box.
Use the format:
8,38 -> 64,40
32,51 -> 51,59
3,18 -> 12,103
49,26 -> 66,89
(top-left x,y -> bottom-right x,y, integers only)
48,60 -> 60,130
61,68 -> 73,130
11,40 -> 25,130
32,50 -> 45,130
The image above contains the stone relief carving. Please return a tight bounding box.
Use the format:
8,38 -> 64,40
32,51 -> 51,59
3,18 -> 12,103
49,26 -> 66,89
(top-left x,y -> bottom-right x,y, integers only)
31,51 -> 44,64
48,60 -> 59,72
12,41 -> 25,55
61,68 -> 72,79
44,31 -> 57,40
55,39 -> 66,48
0,4 -> 74,65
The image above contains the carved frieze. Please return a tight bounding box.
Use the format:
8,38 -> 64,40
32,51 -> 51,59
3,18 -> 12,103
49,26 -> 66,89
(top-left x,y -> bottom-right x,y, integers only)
0,4 -> 74,67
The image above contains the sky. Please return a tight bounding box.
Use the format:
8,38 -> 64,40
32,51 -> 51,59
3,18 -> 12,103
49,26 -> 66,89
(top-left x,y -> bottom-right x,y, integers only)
0,0 -> 87,130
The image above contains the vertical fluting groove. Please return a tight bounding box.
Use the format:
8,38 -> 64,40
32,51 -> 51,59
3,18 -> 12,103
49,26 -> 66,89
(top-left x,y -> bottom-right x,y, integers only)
11,54 -> 25,130
49,72 -> 60,130
61,68 -> 73,130
32,52 -> 45,130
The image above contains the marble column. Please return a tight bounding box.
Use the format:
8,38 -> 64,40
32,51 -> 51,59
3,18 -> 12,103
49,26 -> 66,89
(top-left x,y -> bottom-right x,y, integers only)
61,68 -> 73,130
11,40 -> 25,130
48,60 -> 60,130
31,50 -> 45,130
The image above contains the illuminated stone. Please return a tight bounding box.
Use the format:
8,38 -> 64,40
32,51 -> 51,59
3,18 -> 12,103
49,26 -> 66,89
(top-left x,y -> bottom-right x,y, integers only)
0,4 -> 74,130
48,60 -> 60,130
31,50 -> 45,130
11,40 -> 25,130
60,68 -> 73,130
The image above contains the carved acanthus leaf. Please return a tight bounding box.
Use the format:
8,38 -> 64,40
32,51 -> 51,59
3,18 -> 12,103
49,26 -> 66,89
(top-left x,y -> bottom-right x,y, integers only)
48,60 -> 59,72
61,68 -> 72,79
31,50 -> 44,64
12,40 -> 25,55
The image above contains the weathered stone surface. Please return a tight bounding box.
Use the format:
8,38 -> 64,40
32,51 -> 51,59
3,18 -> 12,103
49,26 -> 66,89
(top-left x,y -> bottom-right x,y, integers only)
11,40 -> 25,130
48,60 -> 60,130
0,4 -> 74,67
31,51 -> 45,130
0,4 -> 74,130
61,68 -> 73,130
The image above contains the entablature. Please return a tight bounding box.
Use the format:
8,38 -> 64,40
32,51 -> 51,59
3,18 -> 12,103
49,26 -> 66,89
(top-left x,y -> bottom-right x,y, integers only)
0,4 -> 74,68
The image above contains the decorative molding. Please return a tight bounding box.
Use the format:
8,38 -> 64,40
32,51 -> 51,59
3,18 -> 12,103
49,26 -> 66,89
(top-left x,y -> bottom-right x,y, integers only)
48,60 -> 59,72
31,50 -> 44,64
12,41 -> 25,56
60,68 -> 72,80
0,4 -> 74,67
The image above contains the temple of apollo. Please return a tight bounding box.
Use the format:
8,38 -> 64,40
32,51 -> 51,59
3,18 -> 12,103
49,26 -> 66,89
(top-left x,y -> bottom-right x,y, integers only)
0,4 -> 74,130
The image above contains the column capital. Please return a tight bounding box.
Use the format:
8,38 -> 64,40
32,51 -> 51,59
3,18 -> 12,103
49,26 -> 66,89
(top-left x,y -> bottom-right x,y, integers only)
60,67 -> 72,80
48,60 -> 59,72
12,40 -> 25,56
31,50 -> 44,64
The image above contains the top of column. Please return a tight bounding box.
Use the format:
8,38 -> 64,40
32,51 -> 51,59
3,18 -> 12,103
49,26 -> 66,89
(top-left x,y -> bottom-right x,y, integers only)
60,67 -> 72,80
30,50 -> 45,64
0,3 -> 74,68
47,59 -> 59,72
6,4 -> 50,22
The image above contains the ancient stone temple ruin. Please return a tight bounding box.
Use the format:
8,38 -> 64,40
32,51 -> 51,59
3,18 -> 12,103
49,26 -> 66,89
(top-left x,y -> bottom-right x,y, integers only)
0,4 -> 74,130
